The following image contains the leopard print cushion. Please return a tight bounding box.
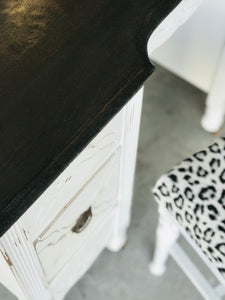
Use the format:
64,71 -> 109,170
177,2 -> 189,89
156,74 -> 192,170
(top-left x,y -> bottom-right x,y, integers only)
153,138 -> 225,278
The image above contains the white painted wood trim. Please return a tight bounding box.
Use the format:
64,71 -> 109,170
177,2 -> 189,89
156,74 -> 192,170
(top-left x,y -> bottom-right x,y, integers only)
0,223 -> 51,300
107,87 -> 143,251
21,111 -> 123,242
0,245 -> 27,300
0,1 -> 202,298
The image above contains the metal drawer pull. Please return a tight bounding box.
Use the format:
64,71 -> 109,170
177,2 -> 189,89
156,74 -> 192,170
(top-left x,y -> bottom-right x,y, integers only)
71,206 -> 92,233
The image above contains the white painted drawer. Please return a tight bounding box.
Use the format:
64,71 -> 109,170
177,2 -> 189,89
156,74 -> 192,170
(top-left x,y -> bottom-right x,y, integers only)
21,110 -> 124,241
34,151 -> 120,283
49,214 -> 114,298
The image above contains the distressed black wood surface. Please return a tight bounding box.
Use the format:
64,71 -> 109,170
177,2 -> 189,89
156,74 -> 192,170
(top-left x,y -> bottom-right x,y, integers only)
0,0 -> 180,236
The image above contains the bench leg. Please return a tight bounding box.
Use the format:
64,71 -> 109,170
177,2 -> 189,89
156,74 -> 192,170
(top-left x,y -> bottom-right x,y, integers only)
149,206 -> 180,276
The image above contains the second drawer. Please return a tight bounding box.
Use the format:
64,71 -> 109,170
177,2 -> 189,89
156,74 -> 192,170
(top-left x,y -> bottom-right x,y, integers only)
34,150 -> 120,282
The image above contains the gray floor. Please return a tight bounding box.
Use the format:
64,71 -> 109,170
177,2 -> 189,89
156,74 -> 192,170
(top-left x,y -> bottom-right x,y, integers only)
1,67 -> 223,300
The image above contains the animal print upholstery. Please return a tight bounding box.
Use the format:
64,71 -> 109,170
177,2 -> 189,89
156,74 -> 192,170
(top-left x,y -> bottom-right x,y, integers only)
153,138 -> 225,278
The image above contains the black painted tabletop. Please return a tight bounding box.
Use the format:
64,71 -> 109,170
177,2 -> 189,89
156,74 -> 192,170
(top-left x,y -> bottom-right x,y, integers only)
0,0 -> 180,237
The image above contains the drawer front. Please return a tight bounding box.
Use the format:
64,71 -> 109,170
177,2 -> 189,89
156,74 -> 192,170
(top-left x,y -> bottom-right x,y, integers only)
21,109 -> 123,241
35,151 -> 120,282
50,216 -> 114,298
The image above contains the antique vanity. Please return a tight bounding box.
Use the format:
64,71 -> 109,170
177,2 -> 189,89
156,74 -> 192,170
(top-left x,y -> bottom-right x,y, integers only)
0,0 -> 200,299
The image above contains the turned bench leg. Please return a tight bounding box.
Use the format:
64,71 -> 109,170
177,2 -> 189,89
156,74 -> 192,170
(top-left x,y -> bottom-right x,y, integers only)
149,206 -> 180,276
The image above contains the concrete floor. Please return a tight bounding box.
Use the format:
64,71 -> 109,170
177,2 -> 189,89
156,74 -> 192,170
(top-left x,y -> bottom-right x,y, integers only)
1,67 -> 223,300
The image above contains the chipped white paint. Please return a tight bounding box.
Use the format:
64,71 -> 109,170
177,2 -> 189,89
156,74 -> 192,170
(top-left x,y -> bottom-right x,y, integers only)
0,224 -> 51,300
0,244 -> 27,300
0,93 -> 138,299
21,109 -> 123,242
0,1 -> 196,298
50,216 -> 114,300
36,151 -> 120,282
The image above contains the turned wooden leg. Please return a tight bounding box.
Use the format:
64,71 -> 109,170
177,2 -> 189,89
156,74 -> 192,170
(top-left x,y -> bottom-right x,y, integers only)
201,46 -> 225,133
149,206 -> 180,276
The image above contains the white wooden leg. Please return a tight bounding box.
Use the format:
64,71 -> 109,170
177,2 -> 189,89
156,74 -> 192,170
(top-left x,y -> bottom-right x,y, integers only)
107,88 -> 143,252
149,206 -> 180,276
201,45 -> 225,132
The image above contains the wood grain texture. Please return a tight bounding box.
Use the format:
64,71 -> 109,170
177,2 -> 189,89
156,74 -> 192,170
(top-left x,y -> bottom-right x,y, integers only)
0,0 -> 181,236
